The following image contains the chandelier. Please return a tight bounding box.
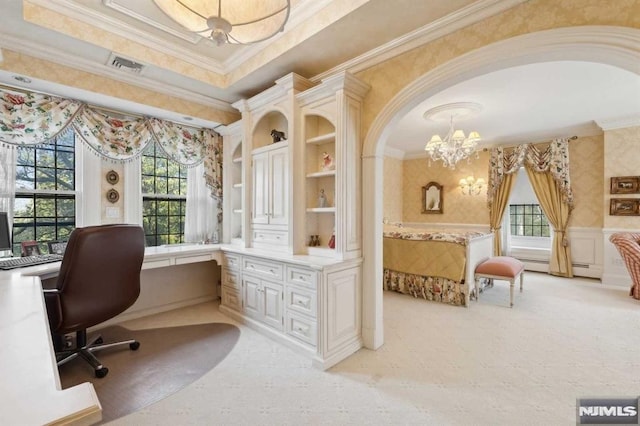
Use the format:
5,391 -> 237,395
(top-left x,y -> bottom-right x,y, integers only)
423,102 -> 482,169
153,0 -> 291,46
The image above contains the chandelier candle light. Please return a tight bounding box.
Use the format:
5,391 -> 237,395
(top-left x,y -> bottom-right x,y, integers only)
423,102 -> 482,169
153,0 -> 290,45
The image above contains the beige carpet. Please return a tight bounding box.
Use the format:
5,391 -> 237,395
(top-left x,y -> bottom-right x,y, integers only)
102,273 -> 640,425
59,323 -> 240,424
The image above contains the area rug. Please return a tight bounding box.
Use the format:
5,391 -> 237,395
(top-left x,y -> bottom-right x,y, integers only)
59,322 -> 240,424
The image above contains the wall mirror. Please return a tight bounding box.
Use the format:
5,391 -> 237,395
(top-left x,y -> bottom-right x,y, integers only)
422,182 -> 443,214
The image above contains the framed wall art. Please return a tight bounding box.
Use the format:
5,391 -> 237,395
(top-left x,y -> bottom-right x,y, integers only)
610,176 -> 640,194
609,198 -> 640,216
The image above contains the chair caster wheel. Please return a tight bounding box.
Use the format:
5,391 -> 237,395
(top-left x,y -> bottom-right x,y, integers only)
95,367 -> 109,378
130,341 -> 140,350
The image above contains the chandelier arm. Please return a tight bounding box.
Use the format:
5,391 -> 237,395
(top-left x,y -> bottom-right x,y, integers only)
176,0 -> 210,20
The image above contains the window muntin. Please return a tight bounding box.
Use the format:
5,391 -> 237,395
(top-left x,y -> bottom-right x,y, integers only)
141,143 -> 187,247
12,132 -> 76,255
509,204 -> 550,237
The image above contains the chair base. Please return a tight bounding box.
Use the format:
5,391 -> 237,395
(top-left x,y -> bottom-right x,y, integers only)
55,330 -> 140,378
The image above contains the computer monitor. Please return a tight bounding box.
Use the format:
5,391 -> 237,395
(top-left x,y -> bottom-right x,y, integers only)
0,212 -> 12,251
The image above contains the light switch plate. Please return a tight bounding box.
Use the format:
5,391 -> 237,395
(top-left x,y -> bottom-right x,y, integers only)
106,206 -> 121,219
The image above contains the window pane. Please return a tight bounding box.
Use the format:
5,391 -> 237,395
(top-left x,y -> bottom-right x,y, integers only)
16,165 -> 35,189
141,143 -> 186,246
12,135 -> 76,250
509,204 -> 550,238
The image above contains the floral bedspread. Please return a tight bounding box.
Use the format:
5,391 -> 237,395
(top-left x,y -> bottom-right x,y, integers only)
383,226 -> 487,246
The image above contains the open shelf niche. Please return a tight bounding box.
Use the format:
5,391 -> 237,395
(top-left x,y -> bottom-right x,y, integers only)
230,143 -> 243,243
252,110 -> 288,150
304,114 -> 336,256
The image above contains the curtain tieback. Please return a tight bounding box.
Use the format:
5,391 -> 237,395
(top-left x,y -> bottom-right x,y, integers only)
556,229 -> 569,247
490,226 -> 502,232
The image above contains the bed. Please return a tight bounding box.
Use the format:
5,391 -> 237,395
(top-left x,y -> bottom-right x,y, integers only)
383,226 -> 493,307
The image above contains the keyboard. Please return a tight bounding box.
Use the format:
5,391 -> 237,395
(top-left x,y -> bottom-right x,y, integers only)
0,254 -> 64,270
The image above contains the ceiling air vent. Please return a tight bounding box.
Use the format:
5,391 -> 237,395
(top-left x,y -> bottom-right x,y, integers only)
107,53 -> 145,74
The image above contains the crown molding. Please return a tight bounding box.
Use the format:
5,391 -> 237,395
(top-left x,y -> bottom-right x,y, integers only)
595,114 -> 640,131
311,0 -> 527,83
27,0 -> 227,75
0,33 -> 235,113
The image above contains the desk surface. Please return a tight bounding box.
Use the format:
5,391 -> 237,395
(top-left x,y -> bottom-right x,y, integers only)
0,244 -> 222,426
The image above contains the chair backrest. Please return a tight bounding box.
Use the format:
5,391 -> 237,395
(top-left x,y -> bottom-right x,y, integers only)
50,224 -> 145,334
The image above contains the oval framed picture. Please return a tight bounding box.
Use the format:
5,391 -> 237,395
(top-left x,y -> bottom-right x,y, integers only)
106,188 -> 120,204
106,170 -> 119,185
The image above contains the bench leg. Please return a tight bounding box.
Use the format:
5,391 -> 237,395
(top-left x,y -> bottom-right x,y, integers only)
520,272 -> 524,292
510,280 -> 514,308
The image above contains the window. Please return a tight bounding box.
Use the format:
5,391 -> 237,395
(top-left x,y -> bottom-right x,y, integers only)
509,204 -> 550,237
141,143 -> 187,246
13,132 -> 76,256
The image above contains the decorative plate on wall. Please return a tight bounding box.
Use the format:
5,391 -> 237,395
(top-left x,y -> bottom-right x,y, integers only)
106,188 -> 120,203
106,170 -> 120,185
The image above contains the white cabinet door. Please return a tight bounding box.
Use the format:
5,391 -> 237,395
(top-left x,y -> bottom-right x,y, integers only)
262,280 -> 284,331
269,147 -> 288,225
252,151 -> 269,224
251,145 -> 288,226
243,275 -> 261,319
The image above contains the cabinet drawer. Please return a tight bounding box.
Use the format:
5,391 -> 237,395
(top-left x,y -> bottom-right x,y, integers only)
286,266 -> 317,289
286,285 -> 317,318
252,229 -> 287,246
221,286 -> 242,312
222,268 -> 241,290
285,312 -> 317,348
243,257 -> 283,281
223,253 -> 241,270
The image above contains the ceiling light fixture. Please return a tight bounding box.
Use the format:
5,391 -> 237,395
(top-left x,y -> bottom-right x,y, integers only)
153,0 -> 290,46
423,102 -> 482,169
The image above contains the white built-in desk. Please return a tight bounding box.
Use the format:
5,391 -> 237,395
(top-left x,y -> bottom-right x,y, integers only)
0,244 -> 222,426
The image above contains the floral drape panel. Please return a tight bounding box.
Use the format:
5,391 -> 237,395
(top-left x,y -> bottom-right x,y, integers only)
0,87 -> 223,201
488,139 -> 574,276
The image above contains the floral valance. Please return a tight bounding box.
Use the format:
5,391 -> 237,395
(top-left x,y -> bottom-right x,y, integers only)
0,89 -> 82,145
488,138 -> 574,208
0,86 -> 223,198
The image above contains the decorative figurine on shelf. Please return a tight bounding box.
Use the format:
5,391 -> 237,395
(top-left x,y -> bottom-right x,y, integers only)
328,229 -> 336,249
270,129 -> 285,143
321,152 -> 334,171
318,189 -> 327,208
308,235 -> 315,247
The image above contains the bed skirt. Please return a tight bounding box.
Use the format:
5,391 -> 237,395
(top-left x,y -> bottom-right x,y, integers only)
383,268 -> 468,307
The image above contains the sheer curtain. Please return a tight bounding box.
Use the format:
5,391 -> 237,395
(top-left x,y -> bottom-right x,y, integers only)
184,163 -> 218,244
0,145 -> 16,255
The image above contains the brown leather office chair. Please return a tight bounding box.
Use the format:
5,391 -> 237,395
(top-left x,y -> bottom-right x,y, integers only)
44,224 -> 145,378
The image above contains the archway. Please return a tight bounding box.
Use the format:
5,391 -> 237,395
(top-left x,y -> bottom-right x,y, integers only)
361,26 -> 640,350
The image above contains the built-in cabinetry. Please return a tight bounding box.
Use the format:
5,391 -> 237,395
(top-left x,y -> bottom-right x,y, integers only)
220,249 -> 361,369
251,142 -> 288,249
221,72 -> 369,368
220,120 -> 244,245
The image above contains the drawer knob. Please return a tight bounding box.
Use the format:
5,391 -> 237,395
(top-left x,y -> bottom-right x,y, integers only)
270,269 -> 275,273
298,275 -> 306,281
